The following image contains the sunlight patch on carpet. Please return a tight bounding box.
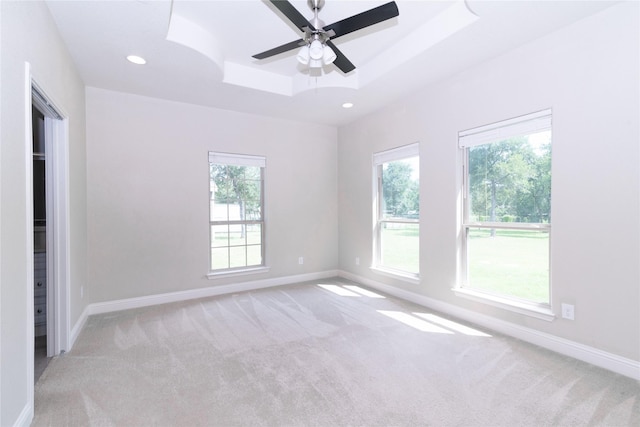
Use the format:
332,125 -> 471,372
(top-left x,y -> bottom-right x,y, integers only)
344,285 -> 386,298
413,312 -> 492,337
317,284 -> 361,297
377,310 -> 454,334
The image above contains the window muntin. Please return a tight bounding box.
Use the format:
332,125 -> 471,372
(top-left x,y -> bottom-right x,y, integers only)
209,153 -> 265,272
460,111 -> 551,306
374,144 -> 420,278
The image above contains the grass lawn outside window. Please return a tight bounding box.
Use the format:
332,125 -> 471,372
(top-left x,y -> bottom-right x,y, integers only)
466,228 -> 549,303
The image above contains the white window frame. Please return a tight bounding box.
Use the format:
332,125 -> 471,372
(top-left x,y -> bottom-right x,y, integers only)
372,143 -> 420,283
207,152 -> 268,278
456,110 -> 554,320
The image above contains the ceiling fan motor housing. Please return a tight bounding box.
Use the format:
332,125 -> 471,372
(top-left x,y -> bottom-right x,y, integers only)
308,0 -> 325,12
307,0 -> 327,34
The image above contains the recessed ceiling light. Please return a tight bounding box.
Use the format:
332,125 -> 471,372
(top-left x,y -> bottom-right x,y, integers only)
126,55 -> 146,65
342,102 -> 354,109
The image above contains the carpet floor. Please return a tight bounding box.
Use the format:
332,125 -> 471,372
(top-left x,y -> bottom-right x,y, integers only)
33,277 -> 640,426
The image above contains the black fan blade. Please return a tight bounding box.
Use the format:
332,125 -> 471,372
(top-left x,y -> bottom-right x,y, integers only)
269,0 -> 315,31
324,1 -> 399,39
253,39 -> 304,59
326,40 -> 355,74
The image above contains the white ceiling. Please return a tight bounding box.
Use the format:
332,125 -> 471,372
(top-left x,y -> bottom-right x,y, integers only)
45,0 -> 617,126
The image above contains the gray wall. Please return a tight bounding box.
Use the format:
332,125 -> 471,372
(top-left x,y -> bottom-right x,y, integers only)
338,2 -> 639,361
85,87 -> 338,303
0,1 -> 88,424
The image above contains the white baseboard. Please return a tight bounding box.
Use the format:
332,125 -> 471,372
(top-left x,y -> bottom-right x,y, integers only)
12,402 -> 32,427
70,270 -> 338,347
70,304 -> 90,350
338,270 -> 640,381
68,269 -> 639,380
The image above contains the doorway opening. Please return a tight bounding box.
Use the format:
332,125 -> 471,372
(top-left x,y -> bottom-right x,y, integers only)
32,104 -> 49,382
30,82 -> 70,385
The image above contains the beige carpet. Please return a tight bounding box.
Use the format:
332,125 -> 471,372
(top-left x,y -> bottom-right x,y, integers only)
33,278 -> 639,426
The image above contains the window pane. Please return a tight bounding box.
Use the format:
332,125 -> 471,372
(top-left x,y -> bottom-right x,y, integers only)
247,245 -> 262,266
229,246 -> 247,268
245,205 -> 261,221
210,200 -> 230,221
243,166 -> 261,180
468,131 -> 551,224
246,224 -> 262,245
229,226 -> 246,246
380,222 -> 419,274
214,205 -> 240,222
381,156 -> 419,220
211,225 -> 229,248
211,247 -> 229,270
467,228 -> 549,303
242,180 -> 261,203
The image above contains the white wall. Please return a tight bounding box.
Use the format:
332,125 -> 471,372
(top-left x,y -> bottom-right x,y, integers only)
85,87 -> 338,303
338,2 -> 639,361
0,1 -> 87,425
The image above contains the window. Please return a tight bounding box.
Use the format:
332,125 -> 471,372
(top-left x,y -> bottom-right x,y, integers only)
209,152 -> 265,273
459,110 -> 552,308
373,143 -> 420,279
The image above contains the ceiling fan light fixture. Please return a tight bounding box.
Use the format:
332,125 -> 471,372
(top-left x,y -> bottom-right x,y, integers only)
296,45 -> 310,65
309,58 -> 323,69
322,44 -> 336,64
309,39 -> 324,60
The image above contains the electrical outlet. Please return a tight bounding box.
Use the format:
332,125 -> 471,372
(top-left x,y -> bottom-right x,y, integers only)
561,303 -> 575,320
298,257 -> 304,265
355,257 -> 360,266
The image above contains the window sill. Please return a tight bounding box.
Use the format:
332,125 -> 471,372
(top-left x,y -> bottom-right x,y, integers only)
371,267 -> 420,285
207,266 -> 270,280
452,287 -> 555,321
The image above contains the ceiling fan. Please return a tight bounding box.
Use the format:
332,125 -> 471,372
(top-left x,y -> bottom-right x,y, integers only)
252,0 -> 399,73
